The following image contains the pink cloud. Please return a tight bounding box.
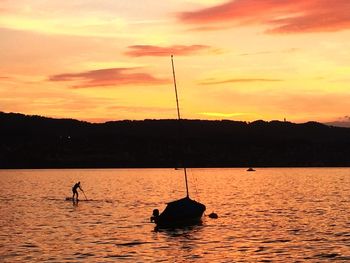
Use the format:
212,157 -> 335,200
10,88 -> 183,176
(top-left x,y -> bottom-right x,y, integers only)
49,68 -> 169,88
179,0 -> 350,33
125,45 -> 212,57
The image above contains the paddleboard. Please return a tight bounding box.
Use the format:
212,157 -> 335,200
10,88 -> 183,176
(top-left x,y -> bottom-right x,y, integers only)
65,197 -> 91,201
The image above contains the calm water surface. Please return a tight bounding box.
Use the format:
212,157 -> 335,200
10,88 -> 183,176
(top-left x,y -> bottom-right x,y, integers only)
1,168 -> 350,262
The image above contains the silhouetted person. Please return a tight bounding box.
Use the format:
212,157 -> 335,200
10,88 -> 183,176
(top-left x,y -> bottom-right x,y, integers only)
72,182 -> 82,201
150,209 -> 159,222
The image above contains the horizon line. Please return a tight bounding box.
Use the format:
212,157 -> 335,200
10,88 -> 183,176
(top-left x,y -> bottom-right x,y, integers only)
0,110 -> 339,126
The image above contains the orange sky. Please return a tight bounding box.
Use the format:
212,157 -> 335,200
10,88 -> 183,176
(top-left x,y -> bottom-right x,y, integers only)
1,0 -> 350,123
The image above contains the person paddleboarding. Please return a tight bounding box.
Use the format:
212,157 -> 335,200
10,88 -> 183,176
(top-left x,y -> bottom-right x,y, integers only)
72,182 -> 83,201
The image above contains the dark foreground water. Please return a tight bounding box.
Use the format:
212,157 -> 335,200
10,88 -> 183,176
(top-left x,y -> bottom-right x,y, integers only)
0,168 -> 350,262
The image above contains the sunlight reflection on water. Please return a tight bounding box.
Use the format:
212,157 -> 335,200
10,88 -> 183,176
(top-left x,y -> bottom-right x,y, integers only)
0,168 -> 350,262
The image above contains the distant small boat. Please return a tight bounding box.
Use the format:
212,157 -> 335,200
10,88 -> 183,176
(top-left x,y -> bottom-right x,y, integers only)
247,167 -> 256,172
151,56 -> 206,228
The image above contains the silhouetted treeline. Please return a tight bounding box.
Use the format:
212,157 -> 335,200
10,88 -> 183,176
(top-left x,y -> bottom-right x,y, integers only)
1,112 -> 350,168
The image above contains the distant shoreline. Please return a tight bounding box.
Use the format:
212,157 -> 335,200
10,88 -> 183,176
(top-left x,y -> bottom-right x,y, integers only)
2,112 -> 350,169
1,166 -> 350,170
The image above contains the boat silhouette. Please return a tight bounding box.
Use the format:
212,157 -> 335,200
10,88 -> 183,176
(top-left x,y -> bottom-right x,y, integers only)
151,56 -> 206,228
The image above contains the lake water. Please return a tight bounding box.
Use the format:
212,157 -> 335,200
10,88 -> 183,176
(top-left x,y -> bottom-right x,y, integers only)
0,168 -> 350,262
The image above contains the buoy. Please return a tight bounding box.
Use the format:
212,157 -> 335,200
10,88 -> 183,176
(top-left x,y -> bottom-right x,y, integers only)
208,212 -> 218,219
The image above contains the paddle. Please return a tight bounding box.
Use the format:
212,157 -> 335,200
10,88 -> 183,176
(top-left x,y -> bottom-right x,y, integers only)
81,189 -> 88,201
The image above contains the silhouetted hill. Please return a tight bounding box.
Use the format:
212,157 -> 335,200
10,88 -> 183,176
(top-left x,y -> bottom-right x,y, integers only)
1,111 -> 350,168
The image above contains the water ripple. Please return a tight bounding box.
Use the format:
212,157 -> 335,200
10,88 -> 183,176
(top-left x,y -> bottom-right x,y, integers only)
1,168 -> 350,262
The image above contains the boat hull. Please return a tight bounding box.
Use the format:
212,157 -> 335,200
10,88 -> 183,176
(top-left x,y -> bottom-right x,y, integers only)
152,196 -> 206,228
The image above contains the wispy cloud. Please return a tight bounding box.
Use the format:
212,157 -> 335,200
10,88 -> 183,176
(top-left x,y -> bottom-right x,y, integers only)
124,44 -> 213,57
200,78 -> 283,85
198,112 -> 248,118
238,48 -> 299,56
338,115 -> 350,121
325,121 -> 350,128
49,68 -> 169,88
107,105 -> 174,113
179,0 -> 350,33
329,77 -> 350,83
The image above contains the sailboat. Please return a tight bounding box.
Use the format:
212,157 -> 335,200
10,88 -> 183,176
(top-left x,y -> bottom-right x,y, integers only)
150,55 -> 206,228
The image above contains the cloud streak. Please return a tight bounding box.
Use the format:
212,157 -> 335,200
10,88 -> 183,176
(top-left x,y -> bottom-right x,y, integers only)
198,112 -> 248,118
179,0 -> 350,33
200,78 -> 283,85
107,105 -> 174,113
49,68 -> 169,88
124,45 -> 212,57
238,48 -> 299,56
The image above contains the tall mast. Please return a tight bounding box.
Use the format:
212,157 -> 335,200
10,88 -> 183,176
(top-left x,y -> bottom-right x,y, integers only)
171,55 -> 189,198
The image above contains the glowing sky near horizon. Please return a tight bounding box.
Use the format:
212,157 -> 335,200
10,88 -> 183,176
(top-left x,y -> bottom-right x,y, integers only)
1,0 -> 350,123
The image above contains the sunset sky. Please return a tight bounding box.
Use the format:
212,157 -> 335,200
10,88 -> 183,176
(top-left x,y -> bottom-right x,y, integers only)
1,0 -> 350,123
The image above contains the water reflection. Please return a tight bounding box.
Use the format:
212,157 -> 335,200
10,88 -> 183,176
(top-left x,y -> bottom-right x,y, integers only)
153,221 -> 203,233
1,168 -> 350,262
154,224 -> 205,262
